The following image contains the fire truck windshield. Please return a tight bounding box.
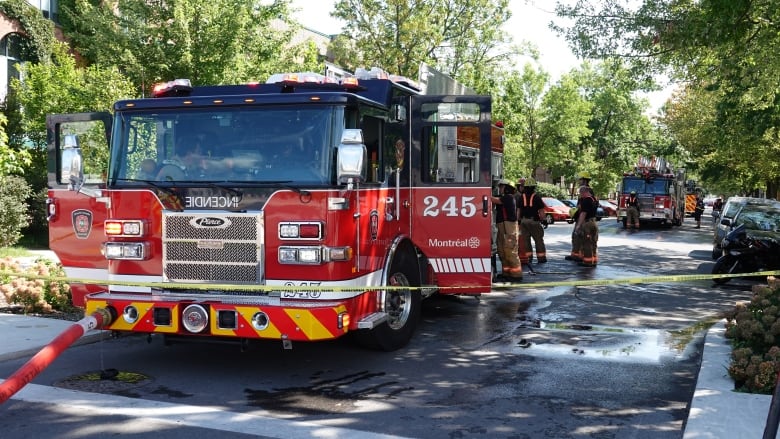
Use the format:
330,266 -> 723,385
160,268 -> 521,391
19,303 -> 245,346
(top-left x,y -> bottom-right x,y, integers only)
108,106 -> 338,186
623,177 -> 670,195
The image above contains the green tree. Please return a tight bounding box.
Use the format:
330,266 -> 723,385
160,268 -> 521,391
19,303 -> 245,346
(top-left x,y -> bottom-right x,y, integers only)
538,73 -> 593,191
503,64 -> 549,178
554,0 -> 780,198
11,43 -> 135,242
331,0 -> 513,84
59,0 -> 320,91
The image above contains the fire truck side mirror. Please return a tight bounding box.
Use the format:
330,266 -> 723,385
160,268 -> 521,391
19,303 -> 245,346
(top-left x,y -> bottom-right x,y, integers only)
337,129 -> 366,184
391,104 -> 407,122
61,135 -> 84,191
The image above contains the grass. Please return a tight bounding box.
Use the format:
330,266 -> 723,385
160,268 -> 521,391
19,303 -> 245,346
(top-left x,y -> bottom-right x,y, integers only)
0,246 -> 38,258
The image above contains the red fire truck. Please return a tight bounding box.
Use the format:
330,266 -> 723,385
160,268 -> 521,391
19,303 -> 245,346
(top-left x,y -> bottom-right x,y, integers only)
46,66 -> 504,351
616,156 -> 686,228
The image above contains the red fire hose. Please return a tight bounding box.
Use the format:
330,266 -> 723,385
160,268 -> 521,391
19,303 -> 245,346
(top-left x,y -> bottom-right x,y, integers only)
0,307 -> 115,404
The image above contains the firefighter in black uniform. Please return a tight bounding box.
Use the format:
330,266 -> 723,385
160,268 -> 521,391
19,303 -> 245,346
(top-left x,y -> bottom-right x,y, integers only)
517,177 -> 547,263
573,185 -> 599,267
491,179 -> 523,281
625,190 -> 640,230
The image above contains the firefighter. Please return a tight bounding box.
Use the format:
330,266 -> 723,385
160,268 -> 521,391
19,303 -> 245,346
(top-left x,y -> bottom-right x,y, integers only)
157,135 -> 203,181
491,179 -> 523,281
573,185 -> 599,267
566,171 -> 593,262
694,195 -> 705,228
625,190 -> 640,229
514,177 -> 529,264
712,197 -> 723,224
517,177 -> 547,263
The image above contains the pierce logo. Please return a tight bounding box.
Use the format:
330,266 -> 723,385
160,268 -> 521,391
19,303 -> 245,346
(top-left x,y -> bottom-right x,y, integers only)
189,217 -> 232,229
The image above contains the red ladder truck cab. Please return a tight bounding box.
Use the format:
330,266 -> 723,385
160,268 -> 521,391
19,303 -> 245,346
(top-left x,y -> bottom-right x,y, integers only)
616,156 -> 686,229
46,67 -> 503,351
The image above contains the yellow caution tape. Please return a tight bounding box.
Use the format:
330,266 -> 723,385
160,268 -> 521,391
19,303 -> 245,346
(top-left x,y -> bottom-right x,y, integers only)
3,269 -> 779,293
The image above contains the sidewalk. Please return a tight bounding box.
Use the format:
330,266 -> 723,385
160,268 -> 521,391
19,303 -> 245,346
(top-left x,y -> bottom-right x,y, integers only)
0,312 -> 777,437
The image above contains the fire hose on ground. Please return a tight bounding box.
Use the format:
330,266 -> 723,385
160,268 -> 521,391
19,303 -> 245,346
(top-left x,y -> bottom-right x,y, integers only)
0,307 -> 115,404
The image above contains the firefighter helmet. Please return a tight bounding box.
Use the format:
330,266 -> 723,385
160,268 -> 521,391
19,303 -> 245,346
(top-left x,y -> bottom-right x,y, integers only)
498,178 -> 514,188
630,190 -> 636,195
577,171 -> 592,180
524,177 -> 537,186
517,177 -> 526,185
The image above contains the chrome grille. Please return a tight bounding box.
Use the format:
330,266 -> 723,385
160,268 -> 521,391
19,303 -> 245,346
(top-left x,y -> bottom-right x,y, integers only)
163,212 -> 263,284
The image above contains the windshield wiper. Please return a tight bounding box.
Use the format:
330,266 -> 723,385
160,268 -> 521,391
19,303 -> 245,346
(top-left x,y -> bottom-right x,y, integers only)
201,182 -> 243,198
114,178 -> 180,197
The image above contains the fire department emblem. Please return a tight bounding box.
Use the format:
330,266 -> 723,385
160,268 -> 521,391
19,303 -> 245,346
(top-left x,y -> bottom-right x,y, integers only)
72,209 -> 92,239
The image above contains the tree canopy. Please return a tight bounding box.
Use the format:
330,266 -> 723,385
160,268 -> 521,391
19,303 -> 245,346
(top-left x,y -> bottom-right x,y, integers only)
331,0 -> 514,90
554,0 -> 780,197
58,0 -> 320,92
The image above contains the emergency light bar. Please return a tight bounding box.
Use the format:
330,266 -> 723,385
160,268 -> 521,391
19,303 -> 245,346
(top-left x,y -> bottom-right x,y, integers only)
265,72 -> 360,90
152,79 -> 193,97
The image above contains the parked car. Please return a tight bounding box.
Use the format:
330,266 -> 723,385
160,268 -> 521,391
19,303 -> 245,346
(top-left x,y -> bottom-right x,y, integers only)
598,200 -> 618,216
711,197 -> 780,259
563,199 -> 605,222
541,197 -> 572,225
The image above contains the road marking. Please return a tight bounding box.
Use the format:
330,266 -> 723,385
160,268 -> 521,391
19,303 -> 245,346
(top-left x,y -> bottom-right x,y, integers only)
4,381 -> 412,439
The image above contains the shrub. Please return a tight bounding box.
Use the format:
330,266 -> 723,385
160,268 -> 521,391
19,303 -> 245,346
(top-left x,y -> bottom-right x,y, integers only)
725,278 -> 780,394
0,175 -> 32,247
0,256 -> 72,314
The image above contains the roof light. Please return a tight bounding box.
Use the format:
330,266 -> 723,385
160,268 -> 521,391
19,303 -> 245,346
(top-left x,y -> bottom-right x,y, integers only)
152,79 -> 193,97
354,67 -> 389,80
266,72 -> 328,85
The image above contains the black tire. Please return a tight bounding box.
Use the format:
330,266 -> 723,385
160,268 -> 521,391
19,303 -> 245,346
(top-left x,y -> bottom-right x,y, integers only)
711,246 -> 721,260
712,255 -> 739,285
354,250 -> 421,351
545,213 -> 554,225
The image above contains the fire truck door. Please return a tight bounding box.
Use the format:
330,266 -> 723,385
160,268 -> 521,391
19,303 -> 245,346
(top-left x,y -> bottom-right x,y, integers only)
46,113 -> 112,300
409,95 -> 494,292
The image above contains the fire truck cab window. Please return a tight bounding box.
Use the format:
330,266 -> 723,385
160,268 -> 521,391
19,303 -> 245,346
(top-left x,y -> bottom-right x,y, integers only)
418,102 -> 482,184
109,107 -> 335,185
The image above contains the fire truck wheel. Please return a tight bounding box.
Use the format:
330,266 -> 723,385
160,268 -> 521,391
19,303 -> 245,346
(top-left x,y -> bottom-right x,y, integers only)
354,253 -> 422,351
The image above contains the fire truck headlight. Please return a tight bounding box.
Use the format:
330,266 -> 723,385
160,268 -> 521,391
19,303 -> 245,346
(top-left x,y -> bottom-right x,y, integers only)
279,222 -> 323,240
105,220 -> 146,237
279,224 -> 299,238
298,248 -> 321,263
278,247 -> 298,263
182,304 -> 208,333
278,246 -> 322,264
103,242 -> 149,260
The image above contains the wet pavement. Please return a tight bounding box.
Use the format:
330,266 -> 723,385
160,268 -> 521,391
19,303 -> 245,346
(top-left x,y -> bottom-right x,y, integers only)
2,226 -> 779,437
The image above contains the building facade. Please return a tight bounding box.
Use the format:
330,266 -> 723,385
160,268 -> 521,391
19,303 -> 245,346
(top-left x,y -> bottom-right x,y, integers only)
1,1 -> 59,100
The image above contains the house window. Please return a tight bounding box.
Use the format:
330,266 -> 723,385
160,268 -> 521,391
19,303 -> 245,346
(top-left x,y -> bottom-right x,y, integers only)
0,33 -> 25,99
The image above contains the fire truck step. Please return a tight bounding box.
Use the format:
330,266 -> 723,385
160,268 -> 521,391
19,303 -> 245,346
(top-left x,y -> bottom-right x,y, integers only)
357,312 -> 389,329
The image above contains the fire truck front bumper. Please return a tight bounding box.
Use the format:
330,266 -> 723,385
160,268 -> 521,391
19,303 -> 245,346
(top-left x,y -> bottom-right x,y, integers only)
84,292 -> 351,342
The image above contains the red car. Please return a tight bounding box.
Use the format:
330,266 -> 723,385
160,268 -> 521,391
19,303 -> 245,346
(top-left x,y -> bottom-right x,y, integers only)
541,197 -> 572,225
599,199 -> 618,216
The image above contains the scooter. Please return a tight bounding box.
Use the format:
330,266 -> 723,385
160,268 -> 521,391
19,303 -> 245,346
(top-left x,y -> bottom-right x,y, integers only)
712,223 -> 780,284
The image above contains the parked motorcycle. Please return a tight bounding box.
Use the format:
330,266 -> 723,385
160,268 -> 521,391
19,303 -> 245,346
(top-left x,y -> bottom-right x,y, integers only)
712,223 -> 780,284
